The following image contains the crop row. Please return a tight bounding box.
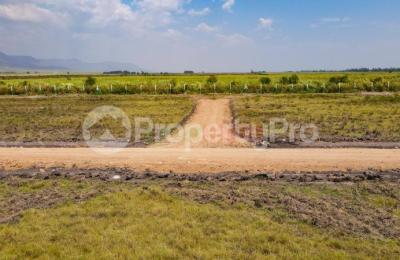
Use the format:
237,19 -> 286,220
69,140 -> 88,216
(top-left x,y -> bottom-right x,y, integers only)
0,82 -> 399,95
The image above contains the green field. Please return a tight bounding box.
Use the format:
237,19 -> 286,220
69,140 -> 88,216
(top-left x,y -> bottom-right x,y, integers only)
1,72 -> 400,95
0,174 -> 399,259
0,96 -> 194,144
233,94 -> 400,142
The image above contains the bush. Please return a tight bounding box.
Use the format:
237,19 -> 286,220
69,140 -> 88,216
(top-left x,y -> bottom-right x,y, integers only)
259,77 -> 271,85
329,75 -> 349,84
371,77 -> 383,85
85,76 -> 96,87
206,75 -> 218,85
280,74 -> 299,85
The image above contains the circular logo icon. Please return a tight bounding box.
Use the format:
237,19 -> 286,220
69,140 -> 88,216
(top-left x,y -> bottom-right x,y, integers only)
83,106 -> 131,154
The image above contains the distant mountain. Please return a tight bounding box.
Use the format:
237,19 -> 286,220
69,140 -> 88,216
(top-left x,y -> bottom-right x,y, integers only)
0,51 -> 142,72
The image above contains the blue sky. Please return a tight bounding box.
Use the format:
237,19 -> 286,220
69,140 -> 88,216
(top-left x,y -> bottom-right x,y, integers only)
0,0 -> 399,72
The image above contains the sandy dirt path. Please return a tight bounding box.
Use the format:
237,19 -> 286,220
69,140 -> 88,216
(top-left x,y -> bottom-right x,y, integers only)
0,148 -> 399,174
153,98 -> 249,148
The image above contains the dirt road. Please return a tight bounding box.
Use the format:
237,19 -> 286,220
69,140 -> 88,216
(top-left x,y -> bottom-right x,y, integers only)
1,148 -> 399,173
153,98 -> 249,148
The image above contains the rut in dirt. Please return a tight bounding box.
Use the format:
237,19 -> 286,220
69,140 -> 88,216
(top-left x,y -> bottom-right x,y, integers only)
153,98 -> 250,148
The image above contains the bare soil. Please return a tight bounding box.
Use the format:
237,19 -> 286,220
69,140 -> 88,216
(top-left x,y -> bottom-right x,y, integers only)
153,98 -> 249,148
1,148 -> 400,173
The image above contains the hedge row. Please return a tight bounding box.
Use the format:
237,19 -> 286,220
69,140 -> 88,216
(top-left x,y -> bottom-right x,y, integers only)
0,82 -> 399,95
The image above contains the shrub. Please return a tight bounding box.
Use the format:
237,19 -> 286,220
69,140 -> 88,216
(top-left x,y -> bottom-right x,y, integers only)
329,75 -> 349,84
280,74 -> 299,85
371,77 -> 383,85
206,75 -> 218,85
259,77 -> 271,85
85,76 -> 96,87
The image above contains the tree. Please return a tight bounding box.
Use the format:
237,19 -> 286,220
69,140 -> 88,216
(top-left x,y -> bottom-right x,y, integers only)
279,74 -> 299,85
206,75 -> 218,85
289,74 -> 299,84
85,76 -> 96,87
259,77 -> 271,85
329,75 -> 349,84
279,76 -> 289,85
169,79 -> 177,87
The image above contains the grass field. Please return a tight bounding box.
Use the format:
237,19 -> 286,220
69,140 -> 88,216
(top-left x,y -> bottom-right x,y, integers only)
1,72 -> 400,95
233,94 -> 400,142
0,96 -> 194,144
0,173 -> 399,259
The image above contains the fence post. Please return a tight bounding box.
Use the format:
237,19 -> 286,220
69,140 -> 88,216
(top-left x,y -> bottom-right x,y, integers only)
24,85 -> 28,95
110,84 -> 113,93
169,83 -> 172,94
54,85 -> 57,95
140,84 -> 143,94
260,83 -> 263,94
39,85 -> 42,94
154,84 -> 157,94
10,85 -> 14,95
125,85 -> 128,94
338,82 -> 341,93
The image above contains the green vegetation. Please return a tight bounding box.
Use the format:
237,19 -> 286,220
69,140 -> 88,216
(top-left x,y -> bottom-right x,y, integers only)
259,76 -> 271,85
233,94 -> 400,141
0,96 -> 193,143
84,76 -> 96,87
0,72 -> 399,95
280,74 -> 299,85
0,176 -> 399,258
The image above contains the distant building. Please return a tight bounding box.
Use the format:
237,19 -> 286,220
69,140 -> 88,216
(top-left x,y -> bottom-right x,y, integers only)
184,70 -> 195,74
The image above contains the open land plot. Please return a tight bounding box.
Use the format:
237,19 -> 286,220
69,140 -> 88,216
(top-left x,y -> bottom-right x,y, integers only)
0,170 -> 399,259
233,94 -> 400,142
0,95 -> 194,144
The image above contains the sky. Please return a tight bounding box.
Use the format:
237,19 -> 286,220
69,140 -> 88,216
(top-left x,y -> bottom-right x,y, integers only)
0,0 -> 399,72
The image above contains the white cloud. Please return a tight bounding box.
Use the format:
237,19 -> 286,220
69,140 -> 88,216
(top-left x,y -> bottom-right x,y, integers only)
258,17 -> 273,29
222,0 -> 234,12
162,28 -> 183,40
0,3 -> 65,24
195,22 -> 218,33
85,0 -> 137,26
136,0 -> 186,11
188,7 -> 210,17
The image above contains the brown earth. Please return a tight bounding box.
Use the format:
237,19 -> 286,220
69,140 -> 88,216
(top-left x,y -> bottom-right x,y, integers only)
153,98 -> 249,148
0,148 -> 400,173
